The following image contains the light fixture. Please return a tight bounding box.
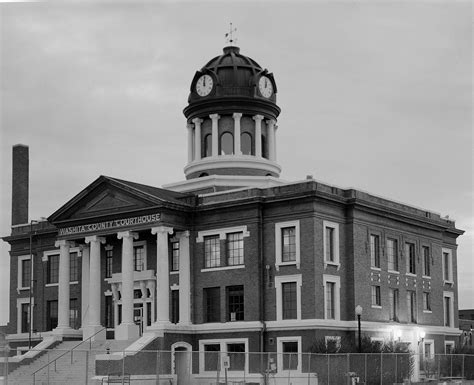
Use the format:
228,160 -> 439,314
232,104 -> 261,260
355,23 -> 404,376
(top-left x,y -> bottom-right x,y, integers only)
355,305 -> 363,353
393,328 -> 402,342
418,329 -> 426,345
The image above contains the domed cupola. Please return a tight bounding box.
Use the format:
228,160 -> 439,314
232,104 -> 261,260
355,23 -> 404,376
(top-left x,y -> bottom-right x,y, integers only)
182,46 -> 282,180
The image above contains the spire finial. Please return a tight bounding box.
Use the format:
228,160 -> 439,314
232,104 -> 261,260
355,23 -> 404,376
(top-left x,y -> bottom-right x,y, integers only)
225,23 -> 237,46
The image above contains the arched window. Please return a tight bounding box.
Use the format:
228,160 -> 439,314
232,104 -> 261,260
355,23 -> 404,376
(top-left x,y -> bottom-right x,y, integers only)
220,132 -> 234,155
204,134 -> 212,158
241,132 -> 252,155
262,135 -> 268,159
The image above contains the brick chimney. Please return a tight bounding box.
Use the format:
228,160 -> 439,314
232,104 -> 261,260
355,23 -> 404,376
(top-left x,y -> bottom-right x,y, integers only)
12,144 -> 29,226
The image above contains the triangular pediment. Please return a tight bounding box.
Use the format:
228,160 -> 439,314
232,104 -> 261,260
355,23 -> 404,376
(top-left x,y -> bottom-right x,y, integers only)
48,175 -> 191,224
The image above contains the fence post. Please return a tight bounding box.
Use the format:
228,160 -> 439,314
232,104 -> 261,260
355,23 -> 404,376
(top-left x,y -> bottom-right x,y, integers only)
48,350 -> 50,385
85,350 -> 89,385
450,354 -> 453,377
364,354 -> 367,385
122,349 -> 125,379
327,354 -> 330,385
380,352 -> 383,385
5,346 -> 9,385
155,350 -> 161,385
462,354 -> 465,379
394,353 -> 397,384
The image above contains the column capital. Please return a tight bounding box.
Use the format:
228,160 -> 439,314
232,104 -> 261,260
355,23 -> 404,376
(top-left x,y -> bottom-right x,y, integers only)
175,230 -> 190,239
117,231 -> 138,240
192,117 -> 203,125
274,124 -> 278,130
151,226 -> 174,236
266,119 -> 276,127
84,235 -> 106,244
209,113 -> 220,120
186,123 -> 194,130
253,114 -> 264,122
55,240 -> 75,248
233,112 -> 243,120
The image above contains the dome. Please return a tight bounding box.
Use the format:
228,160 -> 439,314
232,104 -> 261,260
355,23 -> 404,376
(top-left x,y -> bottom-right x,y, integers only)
183,46 -> 280,120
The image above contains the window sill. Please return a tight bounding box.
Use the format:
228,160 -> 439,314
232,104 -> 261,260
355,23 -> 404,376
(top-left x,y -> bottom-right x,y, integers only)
17,287 -> 30,291
275,262 -> 299,271
201,265 -> 245,273
406,273 -> 417,277
45,283 -> 59,287
422,275 -> 431,279
324,261 -> 340,269
371,267 -> 381,271
444,280 -> 454,286
170,271 -> 179,275
371,305 -> 382,309
388,270 -> 400,275
423,310 -> 432,313
70,281 -> 79,285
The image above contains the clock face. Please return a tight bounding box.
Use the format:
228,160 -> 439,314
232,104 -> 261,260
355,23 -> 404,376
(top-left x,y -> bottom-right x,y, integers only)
258,76 -> 273,98
196,74 -> 213,96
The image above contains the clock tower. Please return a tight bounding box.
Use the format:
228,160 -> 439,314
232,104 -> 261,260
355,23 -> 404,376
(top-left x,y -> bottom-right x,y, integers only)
175,46 -> 282,191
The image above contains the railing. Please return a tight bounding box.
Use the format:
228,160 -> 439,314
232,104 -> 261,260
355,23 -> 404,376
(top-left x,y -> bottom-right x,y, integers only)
31,327 -> 106,385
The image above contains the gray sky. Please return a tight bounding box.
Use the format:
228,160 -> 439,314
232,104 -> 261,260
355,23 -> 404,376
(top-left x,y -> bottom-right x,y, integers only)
0,1 -> 472,325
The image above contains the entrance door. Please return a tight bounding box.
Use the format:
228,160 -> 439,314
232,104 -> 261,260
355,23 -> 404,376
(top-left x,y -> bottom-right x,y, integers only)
133,304 -> 143,336
175,347 -> 191,385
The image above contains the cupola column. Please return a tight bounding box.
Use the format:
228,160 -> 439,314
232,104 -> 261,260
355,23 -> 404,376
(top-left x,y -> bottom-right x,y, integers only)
210,114 -> 220,157
274,124 -> 278,161
192,118 -> 203,161
253,115 -> 263,158
233,113 -> 242,155
266,119 -> 276,161
54,240 -> 74,333
187,123 -> 194,162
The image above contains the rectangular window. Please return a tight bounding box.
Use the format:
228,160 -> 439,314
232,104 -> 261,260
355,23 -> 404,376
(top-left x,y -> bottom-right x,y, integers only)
70,252 -> 79,282
47,255 -> 59,284
406,243 -> 416,274
204,235 -> 221,268
325,227 -> 335,262
407,290 -> 417,323
387,238 -> 398,271
105,249 -> 113,278
282,282 -> 297,320
171,242 -> 180,271
282,341 -> 298,370
371,286 -> 381,307
227,285 -> 244,321
47,300 -> 58,330
134,245 -> 145,271
444,295 -> 452,327
326,282 -> 335,319
370,235 -> 380,268
227,232 -> 244,266
281,227 -> 296,262
105,296 -> 113,328
422,246 -> 430,277
70,298 -> 79,329
21,303 -> 29,334
204,287 -> 220,323
389,288 -> 399,321
204,344 -> 220,371
443,249 -> 453,283
171,290 -> 179,324
21,259 -> 31,288
423,292 -> 431,311
227,343 -> 245,371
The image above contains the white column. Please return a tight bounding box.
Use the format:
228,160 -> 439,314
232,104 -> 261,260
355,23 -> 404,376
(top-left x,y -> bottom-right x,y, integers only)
81,245 -> 90,330
253,115 -> 263,158
151,226 -> 173,325
54,240 -> 74,333
178,231 -> 191,324
192,118 -> 202,161
187,123 -> 194,163
116,231 -> 139,340
210,114 -> 220,157
233,113 -> 242,155
148,281 -> 156,323
84,235 -> 106,340
111,284 -> 119,329
274,124 -> 278,161
266,119 -> 276,161
140,281 -> 147,332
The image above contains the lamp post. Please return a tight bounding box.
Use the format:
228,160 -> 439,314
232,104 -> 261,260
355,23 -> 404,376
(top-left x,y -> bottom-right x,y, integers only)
355,305 -> 363,353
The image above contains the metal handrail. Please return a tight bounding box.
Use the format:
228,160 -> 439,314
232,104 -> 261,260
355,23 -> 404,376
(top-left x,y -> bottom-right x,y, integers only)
31,326 -> 106,383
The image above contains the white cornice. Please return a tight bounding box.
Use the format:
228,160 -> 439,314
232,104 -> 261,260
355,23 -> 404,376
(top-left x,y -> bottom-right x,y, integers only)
183,156 -> 281,177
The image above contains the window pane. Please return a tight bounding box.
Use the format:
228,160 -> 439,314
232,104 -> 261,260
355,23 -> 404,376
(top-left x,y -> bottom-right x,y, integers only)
387,238 -> 398,271
423,292 -> 431,311
325,227 -> 334,262
171,290 -> 179,324
326,282 -> 335,319
220,132 -> 234,155
227,285 -> 244,321
241,132 -> 252,155
134,245 -> 145,271
205,236 -> 221,268
70,298 -> 79,329
445,296 -> 451,326
423,247 -> 430,276
105,250 -> 113,278
282,341 -> 298,370
443,252 -> 450,281
48,255 -> 59,284
227,232 -> 244,266
282,282 -> 297,319
105,296 -> 113,328
70,252 -> 78,282
227,343 -> 245,371
205,287 -> 220,323
171,242 -> 180,271
204,134 -> 212,158
47,300 -> 58,330
372,286 -> 381,306
370,235 -> 380,268
389,289 -> 399,321
282,227 -> 296,262
406,243 -> 416,274
21,303 -> 29,333
21,259 -> 31,287
204,344 -> 220,371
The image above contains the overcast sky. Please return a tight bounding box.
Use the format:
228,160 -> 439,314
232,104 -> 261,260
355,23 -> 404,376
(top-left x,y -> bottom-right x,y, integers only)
0,1 -> 472,325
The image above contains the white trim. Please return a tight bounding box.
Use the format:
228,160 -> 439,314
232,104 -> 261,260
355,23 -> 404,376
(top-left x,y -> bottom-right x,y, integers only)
16,297 -> 34,334
196,225 -> 250,243
442,248 -> 454,284
323,221 -> 340,269
274,274 -> 302,321
133,240 -> 147,271
198,338 -> 249,374
171,342 -> 193,375
275,220 -> 300,270
444,340 -> 455,354
201,265 -> 245,273
443,291 -> 455,327
323,274 -> 341,320
17,254 -> 31,290
277,336 -> 302,373
423,339 -> 435,359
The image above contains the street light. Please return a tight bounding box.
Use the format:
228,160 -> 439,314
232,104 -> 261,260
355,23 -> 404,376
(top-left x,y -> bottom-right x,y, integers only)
355,305 -> 363,353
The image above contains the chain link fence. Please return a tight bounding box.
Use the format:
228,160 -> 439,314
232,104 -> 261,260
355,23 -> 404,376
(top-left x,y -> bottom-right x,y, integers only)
1,347 -> 473,385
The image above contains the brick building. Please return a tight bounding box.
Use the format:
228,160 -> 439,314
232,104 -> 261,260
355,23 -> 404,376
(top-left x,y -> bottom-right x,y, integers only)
2,45 -> 463,381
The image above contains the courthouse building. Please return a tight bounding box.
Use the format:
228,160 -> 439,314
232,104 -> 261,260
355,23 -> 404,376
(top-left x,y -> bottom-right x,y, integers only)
2,45 -> 464,377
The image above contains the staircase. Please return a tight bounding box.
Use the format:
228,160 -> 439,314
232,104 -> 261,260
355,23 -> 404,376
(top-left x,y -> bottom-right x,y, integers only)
5,340 -> 131,385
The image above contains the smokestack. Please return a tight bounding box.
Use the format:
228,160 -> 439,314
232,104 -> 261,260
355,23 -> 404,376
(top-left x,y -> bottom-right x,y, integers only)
12,144 -> 29,226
